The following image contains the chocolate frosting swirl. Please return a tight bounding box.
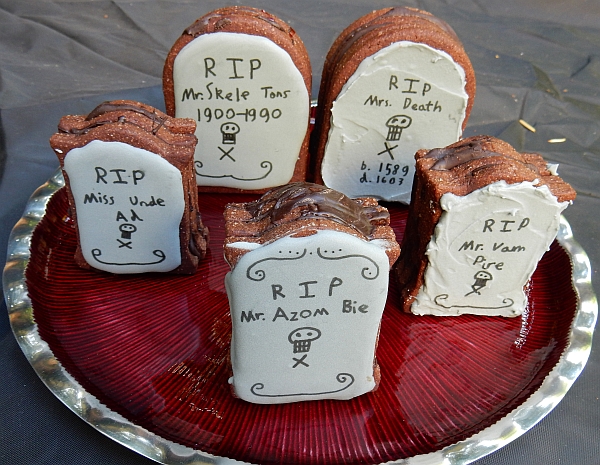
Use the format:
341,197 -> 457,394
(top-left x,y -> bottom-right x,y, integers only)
426,140 -> 506,171
332,7 -> 460,68
58,101 -> 167,136
425,136 -> 541,175
85,101 -> 163,122
54,100 -> 197,154
185,7 -> 292,37
247,183 -> 387,237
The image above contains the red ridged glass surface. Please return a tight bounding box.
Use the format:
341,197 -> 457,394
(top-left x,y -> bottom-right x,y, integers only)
26,188 -> 576,465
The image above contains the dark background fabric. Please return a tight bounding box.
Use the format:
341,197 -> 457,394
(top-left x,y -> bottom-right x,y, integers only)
1,1 -> 599,464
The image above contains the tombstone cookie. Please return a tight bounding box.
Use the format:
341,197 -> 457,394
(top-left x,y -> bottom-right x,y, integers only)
395,135 -> 576,316
312,7 -> 475,203
223,183 -> 400,404
50,100 -> 209,274
163,6 -> 312,193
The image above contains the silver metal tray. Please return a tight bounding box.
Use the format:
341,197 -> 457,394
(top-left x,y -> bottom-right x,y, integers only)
3,169 -> 597,465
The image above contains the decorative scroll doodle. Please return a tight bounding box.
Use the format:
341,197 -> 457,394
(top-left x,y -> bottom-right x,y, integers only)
91,249 -> 166,266
316,248 -> 380,280
434,294 -> 515,310
250,373 -> 355,398
226,232 -> 391,403
245,249 -> 307,281
195,160 -> 273,181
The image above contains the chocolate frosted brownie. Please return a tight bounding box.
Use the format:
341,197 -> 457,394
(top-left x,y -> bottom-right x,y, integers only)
50,100 -> 208,274
312,7 -> 476,203
164,6 -> 312,193
395,135 -> 576,316
223,183 -> 399,403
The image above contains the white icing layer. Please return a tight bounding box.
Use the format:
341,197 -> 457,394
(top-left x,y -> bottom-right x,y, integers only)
226,241 -> 262,251
63,140 -> 185,273
173,32 -> 309,189
321,41 -> 468,203
413,181 -> 569,316
225,230 -> 390,404
547,163 -> 560,176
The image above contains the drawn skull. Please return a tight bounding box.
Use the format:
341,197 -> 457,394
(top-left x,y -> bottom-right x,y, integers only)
385,114 -> 412,141
474,271 -> 493,281
119,223 -> 137,239
288,327 -> 322,353
220,122 -> 240,144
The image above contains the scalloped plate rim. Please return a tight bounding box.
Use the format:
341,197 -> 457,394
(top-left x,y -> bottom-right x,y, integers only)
3,168 -> 597,465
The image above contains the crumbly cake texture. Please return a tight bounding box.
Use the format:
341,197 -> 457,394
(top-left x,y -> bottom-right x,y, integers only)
163,6 -> 312,193
50,100 -> 209,274
223,182 -> 400,268
395,135 -> 577,314
311,6 -> 476,184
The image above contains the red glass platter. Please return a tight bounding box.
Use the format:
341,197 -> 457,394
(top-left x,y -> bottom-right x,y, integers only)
4,170 -> 597,465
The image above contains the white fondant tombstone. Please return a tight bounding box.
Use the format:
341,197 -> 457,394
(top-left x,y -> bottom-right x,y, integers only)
170,32 -> 310,190
225,230 -> 391,404
321,41 -> 469,203
63,140 -> 186,274
414,181 -> 570,316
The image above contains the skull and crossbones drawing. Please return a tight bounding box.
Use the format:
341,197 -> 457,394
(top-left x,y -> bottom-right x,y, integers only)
288,327 -> 321,368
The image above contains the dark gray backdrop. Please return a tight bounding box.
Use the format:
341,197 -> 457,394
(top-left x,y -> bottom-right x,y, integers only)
1,1 -> 599,464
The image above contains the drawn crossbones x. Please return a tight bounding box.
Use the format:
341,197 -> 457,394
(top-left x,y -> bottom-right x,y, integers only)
218,146 -> 235,161
292,354 -> 309,368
